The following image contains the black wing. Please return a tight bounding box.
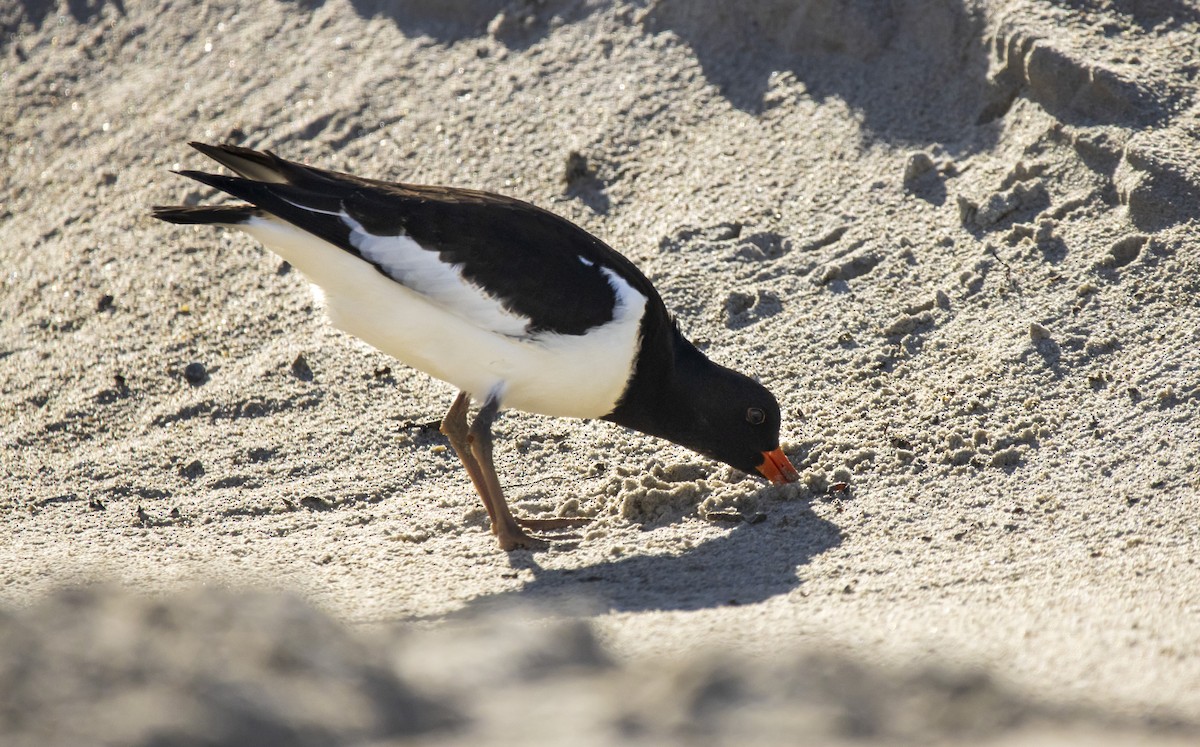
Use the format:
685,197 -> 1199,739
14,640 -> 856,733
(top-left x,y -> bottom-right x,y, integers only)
159,143 -> 663,337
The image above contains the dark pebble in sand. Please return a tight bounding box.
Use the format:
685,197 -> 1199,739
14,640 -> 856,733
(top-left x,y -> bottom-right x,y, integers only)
291,354 -> 313,382
179,459 -> 204,480
184,362 -> 208,386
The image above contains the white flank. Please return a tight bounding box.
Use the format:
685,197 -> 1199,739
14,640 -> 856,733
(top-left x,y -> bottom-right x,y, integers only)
239,215 -> 647,419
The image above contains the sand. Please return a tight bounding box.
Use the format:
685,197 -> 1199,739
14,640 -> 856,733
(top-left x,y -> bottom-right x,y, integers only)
2,0 -> 1199,743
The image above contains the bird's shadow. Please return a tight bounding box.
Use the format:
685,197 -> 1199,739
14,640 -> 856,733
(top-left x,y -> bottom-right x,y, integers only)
456,497 -> 841,615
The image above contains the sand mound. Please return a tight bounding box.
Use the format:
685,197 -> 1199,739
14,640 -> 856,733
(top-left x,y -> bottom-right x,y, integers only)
0,587 -> 455,746
1,586 -> 1193,746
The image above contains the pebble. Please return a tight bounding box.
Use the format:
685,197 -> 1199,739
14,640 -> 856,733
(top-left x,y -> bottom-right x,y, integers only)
184,362 -> 208,386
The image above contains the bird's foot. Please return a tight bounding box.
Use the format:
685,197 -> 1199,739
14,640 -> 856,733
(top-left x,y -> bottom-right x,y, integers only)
495,524 -> 550,551
494,516 -> 589,551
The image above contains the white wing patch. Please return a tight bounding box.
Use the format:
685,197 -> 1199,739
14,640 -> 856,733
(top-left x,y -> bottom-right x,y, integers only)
237,214 -> 648,419
341,212 -> 532,338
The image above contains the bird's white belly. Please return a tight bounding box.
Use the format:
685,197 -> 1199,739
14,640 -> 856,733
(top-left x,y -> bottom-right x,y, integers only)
241,217 -> 646,419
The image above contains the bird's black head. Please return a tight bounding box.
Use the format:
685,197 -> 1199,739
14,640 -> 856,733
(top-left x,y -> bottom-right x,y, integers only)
605,338 -> 799,484
675,363 -> 799,483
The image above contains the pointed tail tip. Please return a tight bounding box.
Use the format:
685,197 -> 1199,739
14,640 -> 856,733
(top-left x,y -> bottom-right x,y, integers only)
150,205 -> 195,224
150,204 -> 257,225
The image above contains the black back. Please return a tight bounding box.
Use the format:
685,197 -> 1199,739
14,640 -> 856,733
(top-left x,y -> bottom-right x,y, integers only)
171,144 -> 666,337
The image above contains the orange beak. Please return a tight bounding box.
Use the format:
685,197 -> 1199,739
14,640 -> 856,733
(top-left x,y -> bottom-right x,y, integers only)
756,448 -> 800,485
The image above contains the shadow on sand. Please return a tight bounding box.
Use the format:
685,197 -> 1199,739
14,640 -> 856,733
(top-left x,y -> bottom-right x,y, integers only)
456,496 -> 841,615
641,0 -> 996,146
291,0 -> 997,148
5,0 -> 125,37
284,0 -> 593,49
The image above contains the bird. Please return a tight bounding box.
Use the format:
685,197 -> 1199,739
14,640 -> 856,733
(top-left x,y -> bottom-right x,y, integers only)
153,142 -> 800,551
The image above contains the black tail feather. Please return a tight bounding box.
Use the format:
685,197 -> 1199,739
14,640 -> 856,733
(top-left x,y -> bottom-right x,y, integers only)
187,141 -> 294,183
151,204 -> 258,225
162,167 -> 355,250
155,142 -> 380,251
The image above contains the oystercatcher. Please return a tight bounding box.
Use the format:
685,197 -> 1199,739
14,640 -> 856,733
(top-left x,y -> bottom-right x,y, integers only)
153,143 -> 799,550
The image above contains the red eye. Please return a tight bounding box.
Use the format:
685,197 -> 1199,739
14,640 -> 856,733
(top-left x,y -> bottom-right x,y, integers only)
746,407 -> 765,425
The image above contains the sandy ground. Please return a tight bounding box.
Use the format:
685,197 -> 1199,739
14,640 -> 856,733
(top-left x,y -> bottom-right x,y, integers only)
2,0 -> 1200,743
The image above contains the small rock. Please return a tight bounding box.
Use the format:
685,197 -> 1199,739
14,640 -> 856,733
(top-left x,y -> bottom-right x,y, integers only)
180,460 -> 205,480
291,354 -> 314,382
184,362 -> 208,386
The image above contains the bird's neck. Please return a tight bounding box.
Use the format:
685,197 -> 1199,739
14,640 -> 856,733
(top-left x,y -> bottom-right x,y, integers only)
602,322 -> 714,445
